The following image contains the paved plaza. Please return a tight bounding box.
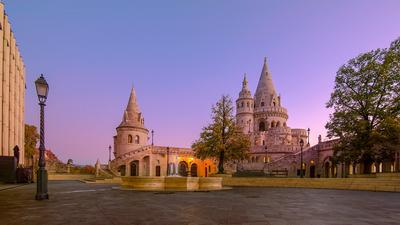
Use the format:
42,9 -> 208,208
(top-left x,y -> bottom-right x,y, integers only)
0,181 -> 399,225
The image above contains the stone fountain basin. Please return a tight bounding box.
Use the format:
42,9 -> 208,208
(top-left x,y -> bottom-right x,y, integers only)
121,176 -> 225,191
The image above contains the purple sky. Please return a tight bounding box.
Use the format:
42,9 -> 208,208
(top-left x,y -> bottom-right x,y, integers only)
4,0 -> 400,165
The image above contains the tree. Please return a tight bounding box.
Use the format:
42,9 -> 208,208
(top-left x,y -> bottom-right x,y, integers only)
326,37 -> 400,173
192,95 -> 251,173
25,124 -> 39,161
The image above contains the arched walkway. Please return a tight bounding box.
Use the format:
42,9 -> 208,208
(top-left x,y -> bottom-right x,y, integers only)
119,165 -> 126,176
190,163 -> 198,177
178,161 -> 188,176
142,156 -> 150,176
130,160 -> 139,176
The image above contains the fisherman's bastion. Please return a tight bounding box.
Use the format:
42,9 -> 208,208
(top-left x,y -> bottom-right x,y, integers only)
109,58 -> 400,178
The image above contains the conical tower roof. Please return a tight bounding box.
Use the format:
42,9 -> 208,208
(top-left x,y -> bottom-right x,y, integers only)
118,87 -> 146,129
239,73 -> 252,99
254,57 -> 278,106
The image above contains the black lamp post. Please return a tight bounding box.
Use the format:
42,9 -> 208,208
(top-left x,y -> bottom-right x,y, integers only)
151,130 -> 154,146
35,74 -> 49,200
108,145 -> 112,162
166,147 -> 170,176
307,128 -> 310,146
300,139 -> 304,178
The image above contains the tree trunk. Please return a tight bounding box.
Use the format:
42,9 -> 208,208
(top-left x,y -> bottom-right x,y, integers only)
218,150 -> 225,174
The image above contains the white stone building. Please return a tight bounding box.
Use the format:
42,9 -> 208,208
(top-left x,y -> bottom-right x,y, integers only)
236,58 -> 308,171
110,88 -> 216,177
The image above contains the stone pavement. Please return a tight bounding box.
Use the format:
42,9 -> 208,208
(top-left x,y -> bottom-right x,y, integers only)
0,181 -> 399,225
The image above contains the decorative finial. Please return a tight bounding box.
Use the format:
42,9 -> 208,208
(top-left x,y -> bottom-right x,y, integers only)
264,57 -> 267,63
242,73 -> 248,87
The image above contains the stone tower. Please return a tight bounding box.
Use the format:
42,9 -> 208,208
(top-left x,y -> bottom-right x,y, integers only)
114,88 -> 149,157
253,57 -> 288,133
236,74 -> 254,134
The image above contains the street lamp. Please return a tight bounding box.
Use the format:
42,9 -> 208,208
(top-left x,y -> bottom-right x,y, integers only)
151,130 -> 154,146
307,128 -> 310,146
35,74 -> 49,200
108,145 -> 112,162
166,147 -> 170,176
299,139 -> 304,178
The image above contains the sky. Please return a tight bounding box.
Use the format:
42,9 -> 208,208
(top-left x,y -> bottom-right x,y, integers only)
3,0 -> 400,165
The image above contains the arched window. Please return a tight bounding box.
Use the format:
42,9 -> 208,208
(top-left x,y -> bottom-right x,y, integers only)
271,121 -> 276,128
259,122 -> 265,131
262,140 -> 265,145
134,135 -> 140,144
261,102 -> 265,107
276,121 -> 281,127
273,102 -> 276,107
241,102 -> 244,107
247,102 -> 250,107
237,103 -> 240,108
128,135 -> 133,144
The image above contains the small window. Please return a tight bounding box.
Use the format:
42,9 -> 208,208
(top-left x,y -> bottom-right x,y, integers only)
241,102 -> 244,107
259,122 -> 266,131
247,102 -> 249,107
261,102 -> 265,107
134,135 -> 140,144
262,140 -> 265,145
128,135 -> 133,144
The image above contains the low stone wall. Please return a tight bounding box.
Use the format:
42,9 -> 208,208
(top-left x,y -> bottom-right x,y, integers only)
48,173 -> 95,181
121,176 -> 223,191
222,177 -> 400,192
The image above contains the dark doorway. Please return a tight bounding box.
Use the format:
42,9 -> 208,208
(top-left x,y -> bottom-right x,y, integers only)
324,162 -> 330,178
190,163 -> 198,177
310,165 -> 315,178
156,166 -> 161,176
259,122 -> 265,131
205,167 -> 208,177
178,161 -> 188,176
130,161 -> 139,176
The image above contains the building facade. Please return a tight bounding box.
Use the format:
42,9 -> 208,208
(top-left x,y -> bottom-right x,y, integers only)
110,88 -> 216,177
0,3 -> 26,165
236,58 -> 308,171
236,58 -> 400,177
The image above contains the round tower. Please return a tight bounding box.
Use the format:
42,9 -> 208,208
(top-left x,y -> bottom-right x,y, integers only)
236,74 -> 254,134
114,88 -> 149,158
253,58 -> 289,132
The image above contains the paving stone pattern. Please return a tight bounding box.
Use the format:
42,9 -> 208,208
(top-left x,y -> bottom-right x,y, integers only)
0,181 -> 399,225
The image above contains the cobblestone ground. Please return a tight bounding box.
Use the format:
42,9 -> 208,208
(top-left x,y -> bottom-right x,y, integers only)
0,181 -> 399,225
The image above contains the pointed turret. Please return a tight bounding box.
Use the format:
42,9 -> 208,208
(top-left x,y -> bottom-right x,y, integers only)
254,57 -> 278,108
239,73 -> 252,98
119,87 -> 146,129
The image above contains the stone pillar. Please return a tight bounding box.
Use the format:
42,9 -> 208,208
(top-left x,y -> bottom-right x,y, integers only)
2,15 -> 10,156
125,162 -> 130,177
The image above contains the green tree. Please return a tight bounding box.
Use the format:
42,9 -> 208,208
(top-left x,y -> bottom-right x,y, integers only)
192,95 -> 250,173
25,124 -> 39,159
326,37 -> 400,173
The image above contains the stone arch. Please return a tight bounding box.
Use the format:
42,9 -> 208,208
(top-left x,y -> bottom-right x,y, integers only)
271,121 -> 276,128
118,165 -> 126,176
259,121 -> 266,131
178,161 -> 188,176
190,163 -> 198,177
135,135 -> 140,144
130,160 -> 139,176
276,121 -> 281,127
128,134 -> 133,144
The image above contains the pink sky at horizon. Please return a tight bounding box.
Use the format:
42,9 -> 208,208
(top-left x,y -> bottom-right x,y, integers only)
2,0 -> 400,165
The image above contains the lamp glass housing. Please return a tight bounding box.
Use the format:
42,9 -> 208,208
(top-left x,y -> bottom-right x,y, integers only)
35,74 -> 49,103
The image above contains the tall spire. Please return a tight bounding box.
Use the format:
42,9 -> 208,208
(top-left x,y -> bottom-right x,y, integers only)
119,87 -> 145,128
126,87 -> 140,114
254,57 -> 278,106
239,73 -> 252,98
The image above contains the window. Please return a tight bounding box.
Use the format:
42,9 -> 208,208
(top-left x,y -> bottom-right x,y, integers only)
135,135 -> 140,144
247,102 -> 249,107
128,135 -> 133,144
261,102 -> 265,107
259,122 -> 265,131
262,140 -> 265,145
241,102 -> 244,107
273,102 -> 276,107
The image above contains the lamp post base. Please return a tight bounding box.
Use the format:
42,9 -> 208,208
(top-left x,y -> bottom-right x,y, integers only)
36,168 -> 49,200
